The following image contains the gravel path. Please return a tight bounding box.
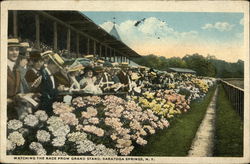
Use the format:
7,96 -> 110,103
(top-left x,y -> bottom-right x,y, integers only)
188,87 -> 218,157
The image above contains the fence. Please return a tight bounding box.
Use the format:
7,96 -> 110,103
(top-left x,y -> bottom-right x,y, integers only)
220,80 -> 244,120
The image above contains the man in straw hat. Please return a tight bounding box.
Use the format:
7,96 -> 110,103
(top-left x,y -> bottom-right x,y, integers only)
7,38 -> 22,119
39,51 -> 62,114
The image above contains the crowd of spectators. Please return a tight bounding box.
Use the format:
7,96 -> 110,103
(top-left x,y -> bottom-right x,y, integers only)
7,38 -> 215,120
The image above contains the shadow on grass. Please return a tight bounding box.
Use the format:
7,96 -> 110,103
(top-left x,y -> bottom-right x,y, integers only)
131,86 -> 217,156
213,85 -> 243,157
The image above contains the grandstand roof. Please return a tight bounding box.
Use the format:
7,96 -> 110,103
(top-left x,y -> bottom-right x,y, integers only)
42,11 -> 141,58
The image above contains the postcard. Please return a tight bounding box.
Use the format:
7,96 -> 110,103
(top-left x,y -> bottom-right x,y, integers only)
0,0 -> 249,163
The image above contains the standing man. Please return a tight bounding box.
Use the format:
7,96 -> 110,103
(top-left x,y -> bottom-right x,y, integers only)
7,38 -> 21,119
39,52 -> 61,115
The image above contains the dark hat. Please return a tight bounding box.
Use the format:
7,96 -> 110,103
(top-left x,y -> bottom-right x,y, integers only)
29,50 -> 42,62
83,67 -> 96,76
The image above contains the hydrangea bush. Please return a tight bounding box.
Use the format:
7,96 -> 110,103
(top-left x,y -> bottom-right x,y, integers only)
6,77 -> 215,156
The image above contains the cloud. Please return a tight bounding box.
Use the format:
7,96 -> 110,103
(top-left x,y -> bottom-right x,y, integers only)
201,22 -> 234,31
99,17 -> 243,62
240,18 -> 244,25
100,17 -> 199,48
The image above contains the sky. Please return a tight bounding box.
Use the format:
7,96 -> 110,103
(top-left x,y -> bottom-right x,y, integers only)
82,12 -> 244,62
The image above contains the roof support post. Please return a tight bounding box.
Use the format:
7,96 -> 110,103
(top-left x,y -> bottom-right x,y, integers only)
35,14 -> 40,50
99,44 -> 102,58
67,28 -> 71,57
53,22 -> 58,50
87,38 -> 90,54
13,11 -> 18,37
76,33 -> 79,57
105,46 -> 107,60
109,48 -> 112,62
113,49 -> 116,62
93,40 -> 96,57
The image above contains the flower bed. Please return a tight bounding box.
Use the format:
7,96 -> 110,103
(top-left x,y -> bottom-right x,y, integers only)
7,77 -> 216,156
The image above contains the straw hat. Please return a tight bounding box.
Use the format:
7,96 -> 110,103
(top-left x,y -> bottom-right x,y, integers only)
20,42 -> 30,48
84,55 -> 94,59
41,50 -> 53,58
8,38 -> 21,47
97,59 -> 105,64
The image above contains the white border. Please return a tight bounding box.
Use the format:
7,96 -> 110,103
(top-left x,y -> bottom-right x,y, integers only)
0,1 -> 249,163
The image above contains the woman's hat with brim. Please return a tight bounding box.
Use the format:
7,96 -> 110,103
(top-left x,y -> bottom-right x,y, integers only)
8,38 -> 21,47
83,66 -> 96,76
67,64 -> 85,72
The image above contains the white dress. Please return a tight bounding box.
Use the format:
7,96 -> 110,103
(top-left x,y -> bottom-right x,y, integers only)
79,77 -> 103,94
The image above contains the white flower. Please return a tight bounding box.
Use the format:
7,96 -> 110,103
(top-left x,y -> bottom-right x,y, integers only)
29,142 -> 47,156
24,114 -> 39,127
8,131 -> 25,146
52,137 -> 66,147
51,150 -> 68,156
67,132 -> 87,142
35,110 -> 48,121
76,140 -> 95,154
29,142 -> 43,151
36,130 -> 50,142
36,148 -> 47,156
47,116 -> 65,134
136,137 -> 147,146
91,144 -> 107,156
7,139 -> 16,151
7,120 -> 23,130
52,125 -> 70,137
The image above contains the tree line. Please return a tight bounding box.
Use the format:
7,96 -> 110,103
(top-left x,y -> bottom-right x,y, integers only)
133,53 -> 244,78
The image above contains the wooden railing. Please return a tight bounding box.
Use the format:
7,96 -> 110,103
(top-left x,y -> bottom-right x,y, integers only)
220,80 -> 244,120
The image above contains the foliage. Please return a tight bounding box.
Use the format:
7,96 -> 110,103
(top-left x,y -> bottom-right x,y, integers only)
132,53 -> 243,78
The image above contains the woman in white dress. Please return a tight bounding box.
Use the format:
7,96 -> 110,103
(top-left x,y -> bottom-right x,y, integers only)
79,67 -> 103,94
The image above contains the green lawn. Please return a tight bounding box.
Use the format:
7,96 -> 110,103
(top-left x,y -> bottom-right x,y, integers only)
213,85 -> 243,157
131,87 -> 216,156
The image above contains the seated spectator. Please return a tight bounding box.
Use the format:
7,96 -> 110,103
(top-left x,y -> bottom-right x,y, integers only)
16,56 -> 30,93
25,50 -> 44,93
79,67 -> 102,94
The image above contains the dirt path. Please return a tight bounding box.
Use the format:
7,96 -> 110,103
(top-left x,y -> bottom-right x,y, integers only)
188,87 -> 218,157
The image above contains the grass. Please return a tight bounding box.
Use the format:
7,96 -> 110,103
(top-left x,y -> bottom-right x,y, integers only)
213,85 -> 243,157
131,86 -> 216,156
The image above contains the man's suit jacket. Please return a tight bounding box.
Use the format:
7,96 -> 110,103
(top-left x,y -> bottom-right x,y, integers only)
25,68 -> 41,92
54,71 -> 71,88
7,67 -> 20,98
40,67 -> 57,100
39,67 -> 58,113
